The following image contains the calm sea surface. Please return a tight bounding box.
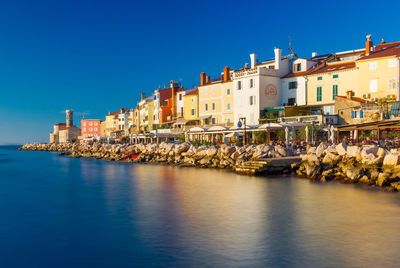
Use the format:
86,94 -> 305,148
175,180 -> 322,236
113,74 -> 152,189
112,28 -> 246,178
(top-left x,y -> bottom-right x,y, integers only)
1,146 -> 400,267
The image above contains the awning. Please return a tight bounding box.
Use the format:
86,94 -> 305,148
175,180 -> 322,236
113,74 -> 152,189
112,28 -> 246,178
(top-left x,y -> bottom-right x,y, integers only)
226,132 -> 244,137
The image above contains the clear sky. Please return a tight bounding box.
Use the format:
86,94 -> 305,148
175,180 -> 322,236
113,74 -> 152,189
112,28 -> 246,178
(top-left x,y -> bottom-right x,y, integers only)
1,0 -> 399,144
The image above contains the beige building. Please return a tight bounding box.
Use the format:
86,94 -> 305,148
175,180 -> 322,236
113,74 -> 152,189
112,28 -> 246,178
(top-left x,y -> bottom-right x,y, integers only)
49,110 -> 80,143
198,67 -> 234,126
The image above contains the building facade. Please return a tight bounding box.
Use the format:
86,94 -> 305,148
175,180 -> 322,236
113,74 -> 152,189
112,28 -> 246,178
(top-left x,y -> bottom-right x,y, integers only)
81,119 -> 102,139
198,67 -> 234,125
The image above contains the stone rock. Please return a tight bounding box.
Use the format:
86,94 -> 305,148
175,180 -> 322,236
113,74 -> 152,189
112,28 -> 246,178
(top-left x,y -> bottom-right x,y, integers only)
346,146 -> 361,158
336,142 -> 347,156
383,153 -> 400,167
345,166 -> 364,181
362,153 -> 384,166
316,142 -> 327,158
322,152 -> 342,166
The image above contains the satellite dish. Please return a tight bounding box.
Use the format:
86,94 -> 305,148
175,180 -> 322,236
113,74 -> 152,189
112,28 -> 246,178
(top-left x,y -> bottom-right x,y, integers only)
237,121 -> 242,128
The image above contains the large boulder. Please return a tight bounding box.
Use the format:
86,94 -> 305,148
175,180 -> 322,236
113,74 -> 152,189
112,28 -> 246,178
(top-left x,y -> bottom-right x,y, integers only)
346,146 -> 361,158
345,166 -> 364,181
383,153 -> 400,167
322,152 -> 342,166
362,153 -> 384,166
316,142 -> 327,158
336,142 -> 347,156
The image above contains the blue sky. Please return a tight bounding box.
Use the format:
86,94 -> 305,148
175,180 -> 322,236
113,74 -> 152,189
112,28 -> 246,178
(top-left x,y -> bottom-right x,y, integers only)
0,0 -> 399,144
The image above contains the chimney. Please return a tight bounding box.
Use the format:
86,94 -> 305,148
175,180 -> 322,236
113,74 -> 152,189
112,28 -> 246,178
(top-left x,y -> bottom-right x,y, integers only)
346,90 -> 354,99
250,53 -> 257,69
223,66 -> 230,82
274,48 -> 282,70
206,76 -> 210,83
381,38 -> 386,44
312,52 -> 318,58
365,34 -> 373,56
66,110 -> 73,128
200,72 -> 206,85
141,93 -> 145,100
244,63 -> 249,69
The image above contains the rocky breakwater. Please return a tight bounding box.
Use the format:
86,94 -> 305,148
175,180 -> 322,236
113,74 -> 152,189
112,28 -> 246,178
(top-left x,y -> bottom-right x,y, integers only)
293,142 -> 400,191
20,142 -> 294,171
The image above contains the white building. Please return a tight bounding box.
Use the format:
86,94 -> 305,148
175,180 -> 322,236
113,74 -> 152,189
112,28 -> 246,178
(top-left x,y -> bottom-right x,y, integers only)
280,57 -> 318,106
232,48 -> 290,125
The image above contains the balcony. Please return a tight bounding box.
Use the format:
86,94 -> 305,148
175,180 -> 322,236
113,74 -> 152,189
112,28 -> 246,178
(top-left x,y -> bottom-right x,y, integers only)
232,67 -> 279,79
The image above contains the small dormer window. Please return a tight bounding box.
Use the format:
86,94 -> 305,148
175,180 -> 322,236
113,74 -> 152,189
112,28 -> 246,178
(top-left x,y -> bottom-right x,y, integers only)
295,63 -> 301,72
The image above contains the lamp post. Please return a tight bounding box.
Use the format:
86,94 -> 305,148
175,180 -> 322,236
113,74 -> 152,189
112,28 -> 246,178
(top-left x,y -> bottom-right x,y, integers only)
238,117 -> 247,145
311,121 -> 314,145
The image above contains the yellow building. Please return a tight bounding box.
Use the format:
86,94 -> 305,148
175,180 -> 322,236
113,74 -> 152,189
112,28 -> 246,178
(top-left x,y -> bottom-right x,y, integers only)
184,88 -> 198,120
105,109 -> 121,136
355,39 -> 400,101
306,61 -> 358,115
198,67 -> 234,125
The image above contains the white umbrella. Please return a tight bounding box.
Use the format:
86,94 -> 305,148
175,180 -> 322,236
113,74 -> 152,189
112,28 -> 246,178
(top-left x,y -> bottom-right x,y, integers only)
330,125 -> 336,144
285,127 -> 289,146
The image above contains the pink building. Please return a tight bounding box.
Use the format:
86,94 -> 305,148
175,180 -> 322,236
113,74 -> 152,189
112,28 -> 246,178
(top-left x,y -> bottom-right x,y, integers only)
81,119 -> 102,138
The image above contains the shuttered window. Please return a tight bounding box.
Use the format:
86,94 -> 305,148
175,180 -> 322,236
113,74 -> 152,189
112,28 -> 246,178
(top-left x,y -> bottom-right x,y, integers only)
332,85 -> 338,100
317,86 -> 322,102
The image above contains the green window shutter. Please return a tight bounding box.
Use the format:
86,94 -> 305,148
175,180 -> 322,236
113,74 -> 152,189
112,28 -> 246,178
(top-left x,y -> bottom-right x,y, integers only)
332,85 -> 338,100
317,86 -> 322,102
317,76 -> 323,80
333,74 -> 339,79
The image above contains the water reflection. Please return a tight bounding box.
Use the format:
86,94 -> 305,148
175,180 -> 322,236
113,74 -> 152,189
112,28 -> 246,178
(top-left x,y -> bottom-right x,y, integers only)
1,150 -> 400,267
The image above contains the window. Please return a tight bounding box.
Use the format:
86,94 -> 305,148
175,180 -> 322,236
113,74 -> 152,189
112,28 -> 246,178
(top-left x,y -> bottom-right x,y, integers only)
250,96 -> 256,105
295,63 -> 301,72
288,98 -> 296,106
191,109 -> 195,116
317,76 -> 322,81
333,74 -> 339,79
317,86 -> 322,102
94,123 -> 98,126
212,103 -> 216,110
83,128 -> 86,132
389,78 -> 397,91
250,79 -> 254,88
83,122 -> 86,126
389,59 -> 397,68
369,79 -> 378,93
227,88 -> 230,95
212,118 -> 217,124
237,81 -> 242,90
369,62 -> 377,70
351,110 -> 363,119
89,128 -> 93,131
94,128 -> 98,131
227,103 -> 231,110
227,118 -> 231,123
191,97 -> 195,103
179,94 -> 182,101
289,81 -> 297,89
205,103 -> 208,111
332,84 -> 338,100
89,122 -> 93,126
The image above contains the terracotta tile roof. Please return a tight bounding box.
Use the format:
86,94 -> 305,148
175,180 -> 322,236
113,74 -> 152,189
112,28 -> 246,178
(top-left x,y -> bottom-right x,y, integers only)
358,41 -> 400,61
283,70 -> 312,78
55,123 -> 66,126
59,126 -> 71,131
307,62 -> 356,76
335,95 -> 375,104
108,109 -> 122,116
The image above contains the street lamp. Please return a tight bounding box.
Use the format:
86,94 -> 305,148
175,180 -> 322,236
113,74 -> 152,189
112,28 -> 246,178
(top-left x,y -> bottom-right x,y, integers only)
311,121 -> 314,145
238,117 -> 247,145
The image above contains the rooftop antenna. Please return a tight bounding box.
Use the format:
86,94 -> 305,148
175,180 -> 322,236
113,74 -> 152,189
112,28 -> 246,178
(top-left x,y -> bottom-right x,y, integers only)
289,35 -> 293,55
